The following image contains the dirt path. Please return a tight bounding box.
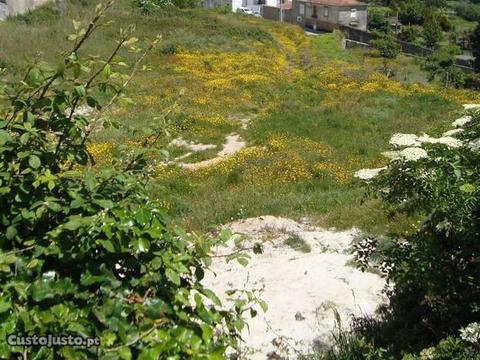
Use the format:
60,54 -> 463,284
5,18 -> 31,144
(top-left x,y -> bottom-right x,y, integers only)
203,216 -> 386,359
178,133 -> 246,170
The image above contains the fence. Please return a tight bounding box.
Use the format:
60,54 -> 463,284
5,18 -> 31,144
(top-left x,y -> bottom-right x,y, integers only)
341,26 -> 474,71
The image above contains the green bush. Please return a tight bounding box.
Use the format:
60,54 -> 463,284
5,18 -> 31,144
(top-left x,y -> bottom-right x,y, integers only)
0,2 -> 260,358
422,45 -> 465,88
398,25 -> 422,43
352,107 -> 480,355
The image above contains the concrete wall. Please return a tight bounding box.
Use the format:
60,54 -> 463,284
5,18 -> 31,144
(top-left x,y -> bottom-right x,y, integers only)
262,5 -> 292,22
0,0 -> 53,20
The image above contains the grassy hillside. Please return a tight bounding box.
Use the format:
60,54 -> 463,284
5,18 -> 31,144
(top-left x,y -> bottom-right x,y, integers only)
2,0 -> 479,235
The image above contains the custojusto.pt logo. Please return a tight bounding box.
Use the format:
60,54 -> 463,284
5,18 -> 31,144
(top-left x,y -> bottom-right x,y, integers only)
7,334 -> 100,348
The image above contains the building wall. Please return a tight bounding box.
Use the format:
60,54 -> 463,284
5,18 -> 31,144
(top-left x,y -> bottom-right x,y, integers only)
0,0 -> 53,20
0,2 -> 8,21
291,0 -> 367,31
262,5 -> 292,22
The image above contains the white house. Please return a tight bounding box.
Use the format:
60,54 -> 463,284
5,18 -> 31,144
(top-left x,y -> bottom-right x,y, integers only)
0,0 -> 53,20
201,0 -> 277,14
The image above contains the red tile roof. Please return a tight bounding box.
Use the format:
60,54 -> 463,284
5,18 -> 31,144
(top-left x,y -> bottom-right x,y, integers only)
300,0 -> 365,5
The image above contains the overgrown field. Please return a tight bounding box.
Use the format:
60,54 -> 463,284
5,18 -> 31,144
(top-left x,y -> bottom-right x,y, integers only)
2,0 -> 479,235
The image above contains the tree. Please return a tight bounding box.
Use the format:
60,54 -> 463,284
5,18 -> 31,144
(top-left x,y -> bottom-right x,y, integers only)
422,16 -> 443,48
370,35 -> 401,76
368,8 -> 391,34
398,25 -> 422,43
422,45 -> 465,87
472,23 -> 480,73
398,0 -> 425,25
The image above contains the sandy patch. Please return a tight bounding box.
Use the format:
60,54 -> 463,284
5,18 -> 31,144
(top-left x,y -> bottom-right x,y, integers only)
170,137 -> 217,152
203,216 -> 386,359
179,133 -> 246,170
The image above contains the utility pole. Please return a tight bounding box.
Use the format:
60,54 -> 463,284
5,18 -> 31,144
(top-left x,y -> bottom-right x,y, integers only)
279,0 -> 283,22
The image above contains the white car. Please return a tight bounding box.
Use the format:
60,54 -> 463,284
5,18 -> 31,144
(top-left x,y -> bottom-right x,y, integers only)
237,7 -> 254,15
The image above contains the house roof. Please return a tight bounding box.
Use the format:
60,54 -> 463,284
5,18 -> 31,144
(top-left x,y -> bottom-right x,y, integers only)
299,0 -> 365,6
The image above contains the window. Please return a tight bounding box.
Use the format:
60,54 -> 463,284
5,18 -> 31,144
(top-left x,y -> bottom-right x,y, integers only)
299,3 -> 305,15
324,6 -> 328,17
350,9 -> 357,18
312,5 -> 317,18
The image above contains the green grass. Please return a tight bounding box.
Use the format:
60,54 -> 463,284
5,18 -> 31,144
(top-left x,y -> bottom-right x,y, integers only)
284,234 -> 311,253
1,1 -> 478,237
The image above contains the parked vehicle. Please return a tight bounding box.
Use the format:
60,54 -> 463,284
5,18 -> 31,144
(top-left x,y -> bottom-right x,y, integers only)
237,7 -> 254,15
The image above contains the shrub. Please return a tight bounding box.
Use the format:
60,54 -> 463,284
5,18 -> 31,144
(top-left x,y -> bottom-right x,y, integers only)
354,106 -> 480,355
370,35 -> 400,76
0,2 -> 260,358
368,8 -> 391,34
422,16 -> 443,48
398,25 -> 422,43
422,45 -> 465,88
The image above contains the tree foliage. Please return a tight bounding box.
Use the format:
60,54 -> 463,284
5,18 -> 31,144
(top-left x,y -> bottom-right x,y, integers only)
0,1 -> 260,358
472,23 -> 480,73
422,45 -> 465,87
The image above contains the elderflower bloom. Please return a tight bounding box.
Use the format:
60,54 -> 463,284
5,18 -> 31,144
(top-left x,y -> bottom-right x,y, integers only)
452,116 -> 472,128
417,134 -> 463,148
354,167 -> 386,180
442,128 -> 463,137
463,104 -> 480,111
389,133 -> 420,147
460,322 -> 480,344
400,147 -> 428,161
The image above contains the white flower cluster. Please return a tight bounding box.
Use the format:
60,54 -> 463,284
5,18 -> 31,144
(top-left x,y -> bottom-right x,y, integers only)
460,322 -> 480,344
354,167 -> 386,181
355,104 -> 479,181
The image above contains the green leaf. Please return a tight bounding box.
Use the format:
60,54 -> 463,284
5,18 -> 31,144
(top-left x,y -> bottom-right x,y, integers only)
200,288 -> 221,306
20,133 -> 30,144
104,64 -> 111,79
0,130 -> 11,145
97,240 -> 115,253
460,183 -> 476,194
0,298 -> 11,313
28,155 -> 41,169
93,199 -> 114,209
237,257 -> 249,267
259,300 -> 268,312
165,268 -> 180,285
6,226 -> 17,240
74,85 -> 86,98
118,347 -> 132,360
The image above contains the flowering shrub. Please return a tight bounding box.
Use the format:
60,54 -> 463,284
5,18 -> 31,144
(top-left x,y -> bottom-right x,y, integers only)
353,104 -> 480,354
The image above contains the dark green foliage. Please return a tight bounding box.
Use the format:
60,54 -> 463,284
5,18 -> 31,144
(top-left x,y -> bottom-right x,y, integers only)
422,45 -> 464,87
368,8 -> 391,34
422,16 -> 443,48
472,23 -> 480,73
0,2 -> 259,358
370,35 -> 400,75
453,2 -> 480,22
397,0 -> 425,25
398,25 -> 422,43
